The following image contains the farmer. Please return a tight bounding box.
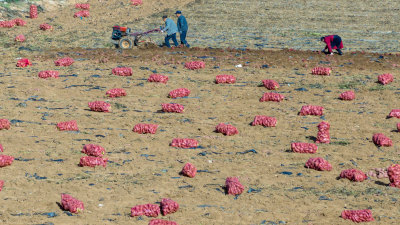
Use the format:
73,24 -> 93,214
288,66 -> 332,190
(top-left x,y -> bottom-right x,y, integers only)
321,35 -> 343,55
161,15 -> 179,48
175,10 -> 190,48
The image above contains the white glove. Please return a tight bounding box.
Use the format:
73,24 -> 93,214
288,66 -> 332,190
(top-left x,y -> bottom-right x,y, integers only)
161,30 -> 164,33
330,52 -> 334,55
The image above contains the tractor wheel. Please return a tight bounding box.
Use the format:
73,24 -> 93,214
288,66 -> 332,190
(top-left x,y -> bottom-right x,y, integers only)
119,38 -> 133,49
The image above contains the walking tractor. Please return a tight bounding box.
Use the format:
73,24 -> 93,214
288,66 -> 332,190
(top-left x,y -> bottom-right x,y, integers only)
111,25 -> 161,49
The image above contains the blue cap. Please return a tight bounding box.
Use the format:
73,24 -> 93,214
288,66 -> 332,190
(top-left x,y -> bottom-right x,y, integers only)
175,11 -> 182,14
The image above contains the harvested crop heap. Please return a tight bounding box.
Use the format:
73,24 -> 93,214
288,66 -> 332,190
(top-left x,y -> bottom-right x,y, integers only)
54,57 -> 74,66
299,105 -> 324,116
170,138 -> 198,148
251,115 -> 277,127
316,121 -> 330,143
133,123 -> 158,134
340,169 -> 367,182
262,79 -> 279,90
181,163 -> 197,178
169,88 -> 191,98
341,209 -> 374,223
148,74 -> 168,83
215,75 -> 236,84
38,70 -> 59,79
291,142 -> 317,154
311,67 -> 331,75
57,120 -> 78,131
106,88 -> 126,98
112,67 -> 132,76
305,157 -> 332,171
259,92 -> 284,102
185,61 -> 205,70
339,91 -> 355,100
88,101 -> 111,112
161,103 -> 184,113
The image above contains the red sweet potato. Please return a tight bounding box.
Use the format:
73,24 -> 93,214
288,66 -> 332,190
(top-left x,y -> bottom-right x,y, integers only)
56,120 -> 78,131
341,209 -> 374,223
75,3 -> 90,9
291,142 -> 317,154
61,194 -> 84,213
13,18 -> 26,26
161,198 -> 179,216
339,91 -> 355,101
161,103 -> 184,113
215,75 -> 236,84
372,133 -> 392,147
16,58 -> 32,67
216,123 -> 239,136
133,123 -> 158,134
299,105 -> 324,116
181,162 -> 196,178
131,0 -> 143,6
305,157 -> 332,171
316,121 -> 330,144
388,164 -> 400,188
378,73 -> 393,85
39,23 -> 52,31
74,10 -> 90,18
259,92 -> 285,102
79,156 -> 108,167
81,144 -> 105,157
38,70 -> 59,79
112,67 -> 132,76
149,219 -> 178,225
170,138 -> 198,148
262,79 -> 279,90
0,20 -> 16,28
0,180 -> 3,192
225,177 -> 244,195
367,168 -> 388,179
54,57 -> 74,66
251,115 -> 276,127
0,119 -> 11,130
311,67 -> 331,75
0,155 -> 14,167
106,88 -> 126,98
131,204 -> 160,217
148,74 -> 168,83
30,5 -> 38,19
185,61 -> 205,70
389,109 -> 400,118
340,169 -> 367,182
88,101 -> 111,112
398,123 -> 400,132
15,34 -> 26,43
169,88 -> 191,98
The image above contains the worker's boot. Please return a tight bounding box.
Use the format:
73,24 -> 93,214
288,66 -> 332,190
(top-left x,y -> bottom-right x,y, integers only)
337,49 -> 343,55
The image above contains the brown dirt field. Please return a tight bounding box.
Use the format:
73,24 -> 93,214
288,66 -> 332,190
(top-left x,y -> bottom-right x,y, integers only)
1,0 -> 400,225
1,47 -> 400,225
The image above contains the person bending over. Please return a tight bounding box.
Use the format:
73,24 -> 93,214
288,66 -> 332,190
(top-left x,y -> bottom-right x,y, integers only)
321,35 -> 343,55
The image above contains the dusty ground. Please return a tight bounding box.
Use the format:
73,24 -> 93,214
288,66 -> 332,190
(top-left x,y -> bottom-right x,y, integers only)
1,0 -> 400,225
1,47 -> 400,225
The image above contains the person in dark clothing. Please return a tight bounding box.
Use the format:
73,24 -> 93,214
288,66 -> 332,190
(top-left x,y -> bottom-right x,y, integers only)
321,35 -> 343,55
161,15 -> 179,48
175,10 -> 190,48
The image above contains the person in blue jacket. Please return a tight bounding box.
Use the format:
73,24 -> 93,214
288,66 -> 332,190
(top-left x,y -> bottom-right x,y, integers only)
161,15 -> 179,48
175,10 -> 190,48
